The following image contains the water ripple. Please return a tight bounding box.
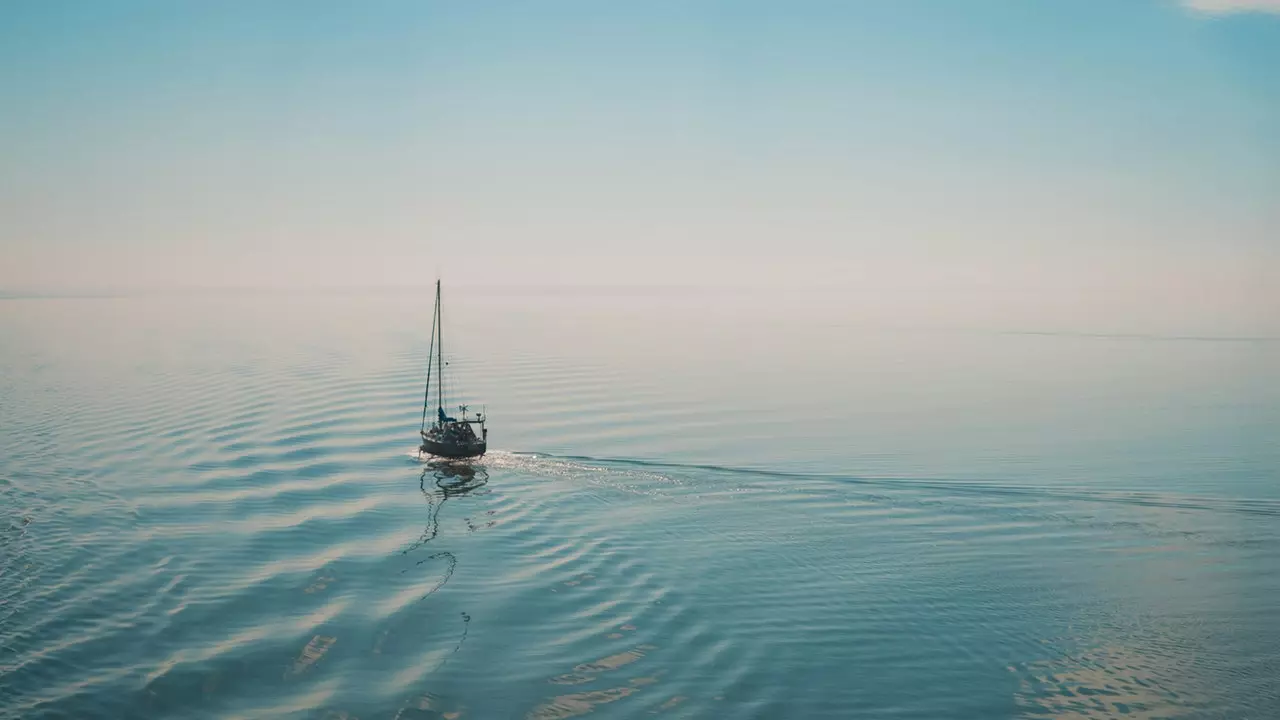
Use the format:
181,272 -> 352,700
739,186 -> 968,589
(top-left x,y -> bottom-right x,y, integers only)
3,298 -> 1277,718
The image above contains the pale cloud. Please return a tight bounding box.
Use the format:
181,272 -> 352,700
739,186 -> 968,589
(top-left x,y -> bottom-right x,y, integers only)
1183,0 -> 1280,14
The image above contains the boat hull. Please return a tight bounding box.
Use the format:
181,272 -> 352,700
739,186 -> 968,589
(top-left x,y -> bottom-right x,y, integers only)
420,437 -> 487,459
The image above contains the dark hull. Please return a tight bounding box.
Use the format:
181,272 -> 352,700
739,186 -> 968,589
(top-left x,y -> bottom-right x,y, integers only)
420,437 -> 487,459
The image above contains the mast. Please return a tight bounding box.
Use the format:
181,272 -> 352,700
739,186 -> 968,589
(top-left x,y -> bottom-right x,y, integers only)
436,279 -> 444,417
420,284 -> 438,432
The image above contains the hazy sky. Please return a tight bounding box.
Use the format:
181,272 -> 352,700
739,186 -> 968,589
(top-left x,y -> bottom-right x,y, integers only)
1,1 -> 1277,326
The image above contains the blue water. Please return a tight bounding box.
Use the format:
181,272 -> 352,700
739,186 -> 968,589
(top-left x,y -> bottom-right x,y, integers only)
2,290 -> 1278,719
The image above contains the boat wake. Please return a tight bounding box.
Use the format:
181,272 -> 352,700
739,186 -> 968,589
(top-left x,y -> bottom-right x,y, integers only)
477,450 -> 1280,520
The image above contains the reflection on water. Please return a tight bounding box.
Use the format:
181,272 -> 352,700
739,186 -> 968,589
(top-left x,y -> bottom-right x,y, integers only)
391,465 -> 487,674
405,462 -> 491,554
550,645 -> 657,686
392,690 -> 467,720
287,635 -> 336,678
527,678 -> 658,720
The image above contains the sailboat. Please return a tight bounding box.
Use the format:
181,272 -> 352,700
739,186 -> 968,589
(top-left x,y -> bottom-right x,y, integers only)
418,280 -> 488,459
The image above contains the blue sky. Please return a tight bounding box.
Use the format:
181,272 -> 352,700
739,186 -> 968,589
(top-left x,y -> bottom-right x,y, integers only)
1,1 -> 1276,327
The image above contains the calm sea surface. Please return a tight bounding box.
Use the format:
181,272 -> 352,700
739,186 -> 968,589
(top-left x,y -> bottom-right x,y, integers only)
2,290 -> 1278,719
